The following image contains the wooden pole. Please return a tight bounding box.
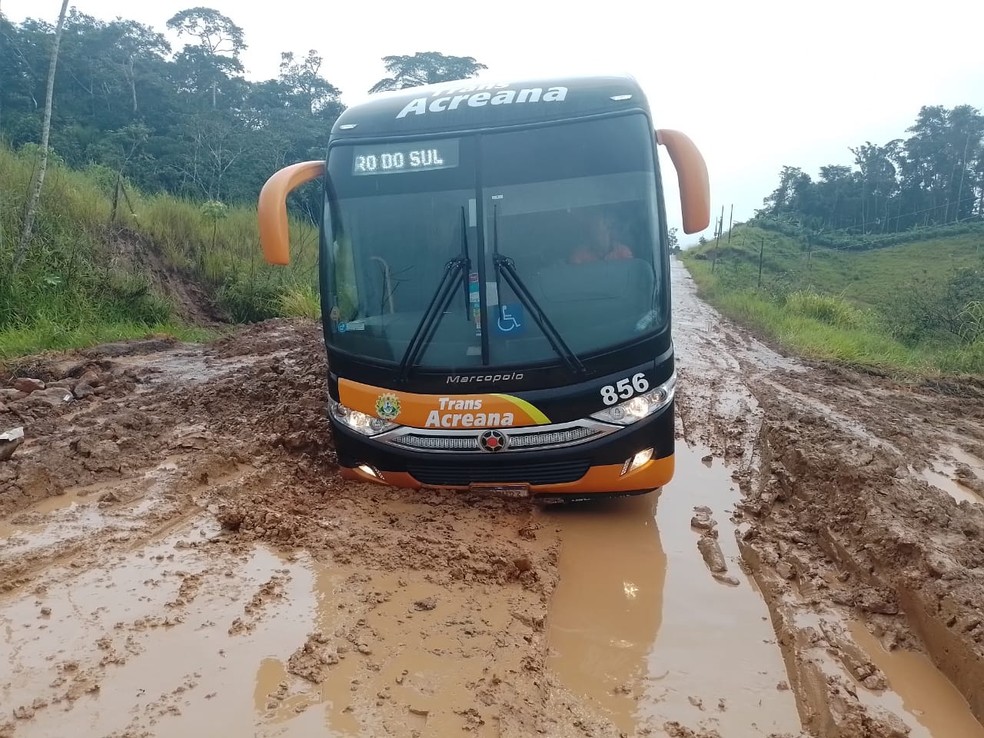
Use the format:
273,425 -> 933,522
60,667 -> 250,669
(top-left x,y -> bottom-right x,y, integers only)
757,238 -> 765,288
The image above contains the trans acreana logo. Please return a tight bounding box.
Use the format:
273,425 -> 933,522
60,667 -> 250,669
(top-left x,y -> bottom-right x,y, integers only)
375,393 -> 401,421
397,83 -> 569,119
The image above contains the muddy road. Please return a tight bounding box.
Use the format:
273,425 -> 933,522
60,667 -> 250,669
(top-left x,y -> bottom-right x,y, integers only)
2,260 -> 983,737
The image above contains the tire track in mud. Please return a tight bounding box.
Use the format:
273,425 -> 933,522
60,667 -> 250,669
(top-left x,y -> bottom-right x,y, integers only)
3,268 -> 984,737
0,326 -> 601,737
671,258 -> 984,738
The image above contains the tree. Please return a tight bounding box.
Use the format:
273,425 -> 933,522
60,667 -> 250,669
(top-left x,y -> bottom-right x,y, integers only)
166,7 -> 246,109
667,227 -> 679,252
111,19 -> 172,115
851,140 -> 900,232
276,50 -> 342,117
760,166 -> 813,218
368,51 -> 487,94
16,0 -> 70,272
899,105 -> 984,227
815,165 -> 859,230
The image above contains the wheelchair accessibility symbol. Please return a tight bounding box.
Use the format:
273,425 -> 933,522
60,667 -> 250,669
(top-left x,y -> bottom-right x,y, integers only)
495,304 -> 525,336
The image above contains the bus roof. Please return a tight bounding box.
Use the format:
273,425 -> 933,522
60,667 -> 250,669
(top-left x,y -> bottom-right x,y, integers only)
329,73 -> 651,141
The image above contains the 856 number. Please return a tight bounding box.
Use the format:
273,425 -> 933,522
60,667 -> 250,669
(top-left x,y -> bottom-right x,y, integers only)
600,372 -> 650,406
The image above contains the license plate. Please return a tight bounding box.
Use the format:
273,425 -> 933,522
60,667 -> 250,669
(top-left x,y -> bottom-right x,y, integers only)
468,483 -> 530,498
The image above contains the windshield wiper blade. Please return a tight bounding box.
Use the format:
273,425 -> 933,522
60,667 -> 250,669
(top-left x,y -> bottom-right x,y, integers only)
398,211 -> 470,382
493,255 -> 586,376
491,204 -> 585,376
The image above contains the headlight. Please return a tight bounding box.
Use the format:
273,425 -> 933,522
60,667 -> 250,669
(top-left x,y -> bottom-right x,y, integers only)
590,373 -> 676,426
328,399 -> 397,436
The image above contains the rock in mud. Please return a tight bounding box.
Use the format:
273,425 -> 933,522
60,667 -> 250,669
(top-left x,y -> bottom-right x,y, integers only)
216,504 -> 245,531
287,633 -> 339,683
12,705 -> 34,720
855,588 -> 899,616
776,561 -> 796,580
73,382 -> 95,399
697,535 -> 728,574
28,387 -> 74,407
11,378 -> 44,394
691,505 -> 717,531
72,438 -> 119,460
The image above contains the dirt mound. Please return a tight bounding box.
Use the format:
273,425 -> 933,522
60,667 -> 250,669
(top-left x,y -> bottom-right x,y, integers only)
106,226 -> 227,326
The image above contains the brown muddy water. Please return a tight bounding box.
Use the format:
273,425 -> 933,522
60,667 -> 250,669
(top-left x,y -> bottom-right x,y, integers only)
545,441 -> 802,736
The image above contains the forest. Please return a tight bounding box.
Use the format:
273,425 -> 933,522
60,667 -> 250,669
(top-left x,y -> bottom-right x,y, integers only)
0,7 -> 485,207
753,105 -> 984,235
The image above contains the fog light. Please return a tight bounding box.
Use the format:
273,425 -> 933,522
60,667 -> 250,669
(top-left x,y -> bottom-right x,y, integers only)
621,447 -> 654,476
357,463 -> 382,480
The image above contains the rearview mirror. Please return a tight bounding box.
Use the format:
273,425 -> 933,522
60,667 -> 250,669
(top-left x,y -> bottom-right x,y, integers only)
655,129 -> 710,234
257,160 -> 326,265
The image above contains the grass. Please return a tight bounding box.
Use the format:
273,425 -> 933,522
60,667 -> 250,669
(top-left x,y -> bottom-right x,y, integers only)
681,224 -> 984,378
0,141 -> 321,358
277,284 -> 322,319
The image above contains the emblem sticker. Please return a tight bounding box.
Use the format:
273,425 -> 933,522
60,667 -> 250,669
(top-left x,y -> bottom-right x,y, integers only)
478,429 -> 508,453
375,392 -> 401,421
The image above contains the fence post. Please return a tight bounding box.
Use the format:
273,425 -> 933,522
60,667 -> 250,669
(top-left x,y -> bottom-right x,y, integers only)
757,238 -> 765,288
712,211 -> 722,274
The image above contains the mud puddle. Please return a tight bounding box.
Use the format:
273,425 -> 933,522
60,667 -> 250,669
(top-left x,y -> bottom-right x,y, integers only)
848,620 -> 984,738
917,464 -> 982,505
545,442 -> 802,736
0,520 -> 326,738
0,458 -> 198,562
0,482 -> 108,540
249,562 -> 518,737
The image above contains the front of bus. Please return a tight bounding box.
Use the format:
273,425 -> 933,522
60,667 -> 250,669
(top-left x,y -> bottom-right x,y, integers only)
259,75 -> 709,499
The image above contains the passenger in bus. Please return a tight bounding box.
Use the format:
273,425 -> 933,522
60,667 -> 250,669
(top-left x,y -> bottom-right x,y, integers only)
568,211 -> 633,264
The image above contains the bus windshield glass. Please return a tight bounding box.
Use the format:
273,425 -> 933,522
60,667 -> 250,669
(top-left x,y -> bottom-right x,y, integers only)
323,113 -> 665,372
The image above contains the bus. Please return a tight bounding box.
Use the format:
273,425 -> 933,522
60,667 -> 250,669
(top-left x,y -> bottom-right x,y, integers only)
258,73 -> 709,500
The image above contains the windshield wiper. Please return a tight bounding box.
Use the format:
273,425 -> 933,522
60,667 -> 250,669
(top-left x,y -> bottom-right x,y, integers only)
491,204 -> 586,376
398,208 -> 470,382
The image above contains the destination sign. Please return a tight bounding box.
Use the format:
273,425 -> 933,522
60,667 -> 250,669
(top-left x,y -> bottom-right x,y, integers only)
351,139 -> 459,175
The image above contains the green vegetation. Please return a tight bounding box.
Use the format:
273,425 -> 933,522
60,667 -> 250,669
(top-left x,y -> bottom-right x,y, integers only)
681,225 -> 984,377
0,142 -> 318,359
0,4 -> 489,358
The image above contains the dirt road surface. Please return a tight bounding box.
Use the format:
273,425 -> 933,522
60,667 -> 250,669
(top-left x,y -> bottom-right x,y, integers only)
2,260 -> 983,737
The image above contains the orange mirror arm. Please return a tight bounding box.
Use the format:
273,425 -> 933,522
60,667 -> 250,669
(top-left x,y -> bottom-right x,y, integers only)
257,160 -> 326,265
656,129 -> 710,234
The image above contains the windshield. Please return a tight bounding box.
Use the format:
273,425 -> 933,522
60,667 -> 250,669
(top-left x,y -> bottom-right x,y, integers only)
323,113 -> 666,371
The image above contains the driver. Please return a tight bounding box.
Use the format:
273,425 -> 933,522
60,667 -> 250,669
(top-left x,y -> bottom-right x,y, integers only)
568,211 -> 633,264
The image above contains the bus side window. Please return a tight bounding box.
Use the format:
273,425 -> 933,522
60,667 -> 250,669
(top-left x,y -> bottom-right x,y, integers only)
332,227 -> 360,321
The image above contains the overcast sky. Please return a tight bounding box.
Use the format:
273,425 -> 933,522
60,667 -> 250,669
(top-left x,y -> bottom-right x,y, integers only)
3,0 -> 983,241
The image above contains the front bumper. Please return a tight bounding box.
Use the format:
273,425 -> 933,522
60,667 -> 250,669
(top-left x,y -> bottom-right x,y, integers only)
332,402 -> 675,496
